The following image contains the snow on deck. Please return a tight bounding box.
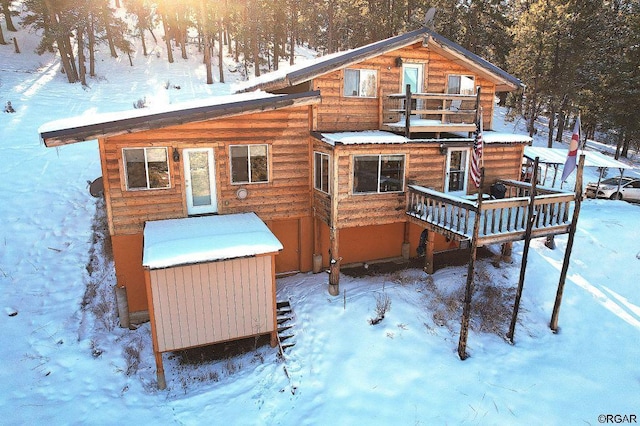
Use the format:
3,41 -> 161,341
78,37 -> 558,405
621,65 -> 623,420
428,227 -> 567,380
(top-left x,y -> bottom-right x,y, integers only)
143,212 -> 283,269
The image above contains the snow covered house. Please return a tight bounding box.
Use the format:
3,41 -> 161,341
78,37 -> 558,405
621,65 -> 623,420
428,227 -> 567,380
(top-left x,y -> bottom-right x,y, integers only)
40,26 -> 582,385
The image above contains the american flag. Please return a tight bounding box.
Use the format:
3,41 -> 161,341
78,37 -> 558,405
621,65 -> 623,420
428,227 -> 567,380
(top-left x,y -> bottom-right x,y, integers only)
470,115 -> 483,188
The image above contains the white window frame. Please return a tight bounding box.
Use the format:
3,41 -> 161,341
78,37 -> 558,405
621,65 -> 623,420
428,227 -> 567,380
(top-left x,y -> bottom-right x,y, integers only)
229,144 -> 269,184
352,154 -> 405,194
122,147 -> 171,191
314,151 -> 331,194
343,68 -> 378,98
446,74 -> 476,95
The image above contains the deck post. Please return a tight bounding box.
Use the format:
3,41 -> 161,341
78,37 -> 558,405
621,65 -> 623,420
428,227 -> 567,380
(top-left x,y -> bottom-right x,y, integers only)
500,242 -> 513,263
423,231 -> 436,274
457,169 -> 485,360
404,84 -> 411,138
328,226 -> 340,296
507,157 -> 540,344
550,155 -> 585,332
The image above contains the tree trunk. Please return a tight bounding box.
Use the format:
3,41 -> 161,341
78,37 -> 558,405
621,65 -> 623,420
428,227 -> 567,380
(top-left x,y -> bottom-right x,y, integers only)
88,14 -> 96,77
77,27 -> 87,86
547,103 -> 556,148
161,14 -> 174,63
147,26 -> 158,43
621,133 -> 630,158
327,0 -> 335,53
139,24 -> 148,56
289,1 -> 296,65
218,21 -> 224,83
102,5 -> 118,58
0,22 -> 6,45
1,1 -> 17,32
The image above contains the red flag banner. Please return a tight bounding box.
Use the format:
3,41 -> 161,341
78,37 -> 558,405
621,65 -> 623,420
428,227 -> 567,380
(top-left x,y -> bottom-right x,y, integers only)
470,116 -> 483,188
561,116 -> 581,182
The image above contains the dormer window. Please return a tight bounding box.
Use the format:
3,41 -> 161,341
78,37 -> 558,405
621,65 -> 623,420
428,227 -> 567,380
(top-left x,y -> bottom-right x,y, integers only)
343,68 -> 377,98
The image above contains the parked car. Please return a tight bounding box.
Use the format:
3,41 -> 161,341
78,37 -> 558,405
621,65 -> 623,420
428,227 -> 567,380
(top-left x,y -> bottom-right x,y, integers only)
585,177 -> 640,201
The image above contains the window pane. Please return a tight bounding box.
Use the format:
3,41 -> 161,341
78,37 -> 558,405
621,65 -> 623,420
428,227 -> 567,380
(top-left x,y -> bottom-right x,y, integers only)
321,154 -> 329,193
249,145 -> 268,182
188,151 -> 211,206
344,69 -> 360,96
231,145 -> 249,183
146,148 -> 169,189
447,75 -> 461,94
360,70 -> 377,97
354,156 -> 380,193
314,152 -> 322,190
448,150 -> 467,192
380,155 -> 404,192
124,148 -> 147,189
460,76 -> 475,95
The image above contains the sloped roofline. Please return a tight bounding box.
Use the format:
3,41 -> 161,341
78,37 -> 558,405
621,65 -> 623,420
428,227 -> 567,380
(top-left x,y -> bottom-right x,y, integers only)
237,27 -> 523,94
40,91 -> 321,147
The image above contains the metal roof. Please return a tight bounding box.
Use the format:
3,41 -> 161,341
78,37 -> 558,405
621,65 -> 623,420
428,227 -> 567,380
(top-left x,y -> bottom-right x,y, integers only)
40,91 -> 321,147
524,147 -> 634,169
237,27 -> 523,94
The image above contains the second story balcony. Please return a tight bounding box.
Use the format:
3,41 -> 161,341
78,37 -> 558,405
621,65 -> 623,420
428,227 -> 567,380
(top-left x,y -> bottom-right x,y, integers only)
382,90 -> 480,137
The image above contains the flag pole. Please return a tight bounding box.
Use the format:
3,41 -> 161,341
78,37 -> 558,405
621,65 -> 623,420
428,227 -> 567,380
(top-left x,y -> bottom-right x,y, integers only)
479,107 -> 484,167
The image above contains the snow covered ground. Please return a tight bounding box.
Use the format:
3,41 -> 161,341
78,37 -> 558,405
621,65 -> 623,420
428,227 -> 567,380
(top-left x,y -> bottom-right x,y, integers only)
1,20 -> 639,426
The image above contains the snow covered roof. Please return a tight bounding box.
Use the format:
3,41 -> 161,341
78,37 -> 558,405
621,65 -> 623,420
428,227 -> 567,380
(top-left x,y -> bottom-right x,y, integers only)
481,131 -> 532,144
39,91 -> 320,147
318,130 -> 530,146
236,28 -> 523,94
524,147 -> 634,169
143,213 -> 283,270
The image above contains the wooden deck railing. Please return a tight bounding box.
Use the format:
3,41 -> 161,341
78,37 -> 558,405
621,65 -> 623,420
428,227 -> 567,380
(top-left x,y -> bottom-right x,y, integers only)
406,182 -> 575,246
382,88 -> 479,134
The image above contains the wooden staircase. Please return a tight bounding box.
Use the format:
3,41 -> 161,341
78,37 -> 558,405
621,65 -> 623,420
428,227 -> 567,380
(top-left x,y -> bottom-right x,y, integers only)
276,300 -> 297,393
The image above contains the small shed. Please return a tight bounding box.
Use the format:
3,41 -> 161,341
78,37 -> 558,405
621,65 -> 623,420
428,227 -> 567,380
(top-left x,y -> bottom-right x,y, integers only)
142,212 -> 283,388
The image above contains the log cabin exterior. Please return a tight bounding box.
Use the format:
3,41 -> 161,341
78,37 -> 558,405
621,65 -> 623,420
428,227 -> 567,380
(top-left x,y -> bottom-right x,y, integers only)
40,27 -> 582,385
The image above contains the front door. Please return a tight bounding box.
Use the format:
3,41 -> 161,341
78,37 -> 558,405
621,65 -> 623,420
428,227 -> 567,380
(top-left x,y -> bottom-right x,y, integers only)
184,148 -> 217,215
445,148 -> 469,195
402,63 -> 424,117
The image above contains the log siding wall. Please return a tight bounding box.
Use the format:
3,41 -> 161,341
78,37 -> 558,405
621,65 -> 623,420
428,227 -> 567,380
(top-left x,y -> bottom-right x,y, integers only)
100,107 -> 313,236
312,42 -> 497,133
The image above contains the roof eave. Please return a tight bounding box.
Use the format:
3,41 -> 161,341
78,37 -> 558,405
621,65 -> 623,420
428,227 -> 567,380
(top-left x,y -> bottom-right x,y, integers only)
425,31 -> 524,92
41,91 -> 321,147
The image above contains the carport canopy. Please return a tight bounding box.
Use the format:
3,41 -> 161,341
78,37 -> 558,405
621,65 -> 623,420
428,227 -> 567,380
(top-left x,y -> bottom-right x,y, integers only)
524,147 -> 634,169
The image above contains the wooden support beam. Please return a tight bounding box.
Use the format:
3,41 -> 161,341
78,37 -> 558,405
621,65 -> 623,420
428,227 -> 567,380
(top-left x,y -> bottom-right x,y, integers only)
507,157 -> 540,344
550,155 -> 585,332
404,84 -> 411,139
457,169 -> 485,360
423,231 -> 436,274
328,226 -> 340,296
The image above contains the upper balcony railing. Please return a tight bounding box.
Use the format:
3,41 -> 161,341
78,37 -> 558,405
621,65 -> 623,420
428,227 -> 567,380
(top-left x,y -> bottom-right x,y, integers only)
382,86 -> 480,136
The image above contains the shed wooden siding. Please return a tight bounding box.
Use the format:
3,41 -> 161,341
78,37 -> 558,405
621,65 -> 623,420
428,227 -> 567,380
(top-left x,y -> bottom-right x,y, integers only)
149,255 -> 275,353
99,106 -> 312,236
311,42 -> 497,133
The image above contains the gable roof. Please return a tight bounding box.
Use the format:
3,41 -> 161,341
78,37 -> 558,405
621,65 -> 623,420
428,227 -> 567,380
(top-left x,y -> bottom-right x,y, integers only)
236,27 -> 523,94
40,91 -> 321,147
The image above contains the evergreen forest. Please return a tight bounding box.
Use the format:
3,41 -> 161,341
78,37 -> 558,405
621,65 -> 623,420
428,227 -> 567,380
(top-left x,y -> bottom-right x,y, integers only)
0,0 -> 637,156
